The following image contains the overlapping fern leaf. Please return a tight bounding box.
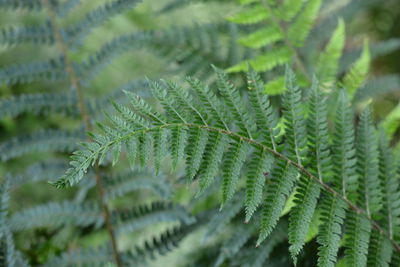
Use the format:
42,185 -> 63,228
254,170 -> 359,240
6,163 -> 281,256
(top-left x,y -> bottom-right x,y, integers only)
56,67 -> 400,266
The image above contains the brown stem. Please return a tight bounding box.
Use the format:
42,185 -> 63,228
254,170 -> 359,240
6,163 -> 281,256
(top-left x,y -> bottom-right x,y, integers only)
42,1 -> 123,266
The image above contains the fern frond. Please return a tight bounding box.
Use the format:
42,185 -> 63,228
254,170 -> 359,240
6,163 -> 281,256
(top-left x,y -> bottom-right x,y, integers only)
342,39 -> 370,99
0,92 -> 78,120
186,128 -> 209,181
317,194 -> 347,267
0,23 -> 54,46
288,174 -> 321,262
213,66 -> 255,138
10,159 -> 68,188
9,201 -> 102,231
66,0 -> 142,45
264,75 -> 286,95
0,129 -> 84,162
245,148 -> 274,222
238,25 -> 282,48
367,230 -> 393,267
344,212 -> 372,267
356,107 -> 382,217
246,67 -> 279,149
282,67 -> 307,164
257,162 -> 297,245
227,5 -> 268,25
382,102 -> 400,138
122,222 -> 200,265
316,19 -> 345,87
0,57 -> 66,85
114,202 -> 195,235
287,0 -> 322,46
221,140 -> 250,206
332,90 -> 357,198
278,0 -> 304,21
378,130 -> 400,239
227,47 -> 291,73
0,0 -> 57,11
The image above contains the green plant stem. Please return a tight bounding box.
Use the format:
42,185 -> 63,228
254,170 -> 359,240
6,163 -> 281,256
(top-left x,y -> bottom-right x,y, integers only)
42,1 -> 123,266
80,122 -> 400,253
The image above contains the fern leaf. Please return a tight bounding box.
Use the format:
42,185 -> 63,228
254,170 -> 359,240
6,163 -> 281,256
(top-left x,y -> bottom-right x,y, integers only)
0,57 -> 66,85
307,78 -> 331,181
246,68 -> 279,149
227,47 -> 292,73
221,140 -> 250,206
197,132 -> 228,195
356,107 -> 382,217
264,75 -> 286,95
367,230 -> 393,267
0,129 -> 84,162
187,77 -> 229,130
186,128 -> 209,181
214,66 -> 255,138
153,128 -> 168,174
288,0 -> 322,46
382,102 -> 400,138
342,39 -> 370,99
344,212 -> 372,267
332,90 -> 357,198
137,132 -> 152,168
278,0 -> 305,21
67,0 -> 142,45
238,25 -> 283,48
282,67 -> 307,164
9,201 -> 102,231
170,126 -> 188,170
227,5 -> 268,25
316,19 -> 345,87
288,174 -> 321,262
0,92 -> 79,120
0,23 -> 54,46
0,0 -> 52,11
317,193 -> 347,267
257,162 -> 298,245
245,148 -> 274,222
378,130 -> 400,239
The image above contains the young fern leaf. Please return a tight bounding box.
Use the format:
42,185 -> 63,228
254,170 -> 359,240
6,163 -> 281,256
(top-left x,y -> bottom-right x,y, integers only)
287,0 -> 322,46
316,19 -> 345,87
342,39 -> 371,99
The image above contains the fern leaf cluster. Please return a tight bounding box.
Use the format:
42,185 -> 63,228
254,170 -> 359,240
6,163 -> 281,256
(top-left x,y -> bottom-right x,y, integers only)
56,67 -> 400,266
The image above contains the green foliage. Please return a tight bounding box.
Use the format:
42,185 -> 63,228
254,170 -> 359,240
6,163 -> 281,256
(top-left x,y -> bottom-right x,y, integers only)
57,67 -> 400,266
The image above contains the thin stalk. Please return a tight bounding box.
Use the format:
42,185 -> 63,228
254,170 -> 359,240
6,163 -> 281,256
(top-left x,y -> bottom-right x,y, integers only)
42,1 -> 123,266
